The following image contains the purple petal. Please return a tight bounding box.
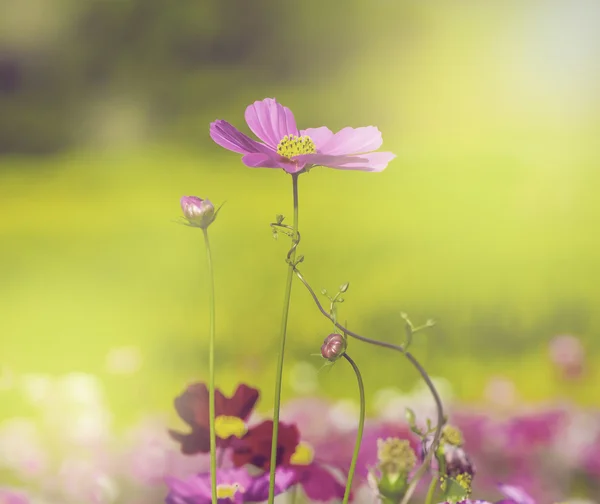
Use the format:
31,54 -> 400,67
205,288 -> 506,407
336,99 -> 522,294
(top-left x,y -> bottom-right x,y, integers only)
242,153 -> 288,169
318,126 -> 383,156
245,467 -> 299,502
498,485 -> 536,504
0,489 -> 29,504
210,120 -> 273,155
165,469 -> 253,504
297,464 -> 346,502
300,127 -> 334,150
295,152 -> 396,172
245,98 -> 299,148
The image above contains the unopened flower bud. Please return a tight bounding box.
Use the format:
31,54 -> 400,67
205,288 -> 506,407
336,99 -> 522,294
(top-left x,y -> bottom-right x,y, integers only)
180,196 -> 216,229
321,333 -> 346,362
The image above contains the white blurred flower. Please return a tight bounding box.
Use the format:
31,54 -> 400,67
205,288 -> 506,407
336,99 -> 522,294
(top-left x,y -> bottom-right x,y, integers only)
557,409 -> 600,468
58,458 -> 118,504
483,375 -> 518,410
56,373 -> 104,408
327,399 -> 359,432
20,374 -> 53,405
32,373 -> 113,447
105,346 -> 142,375
375,377 -> 453,427
0,418 -> 47,478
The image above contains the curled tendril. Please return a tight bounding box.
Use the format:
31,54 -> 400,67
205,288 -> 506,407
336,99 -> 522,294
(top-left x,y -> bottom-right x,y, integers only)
270,221 -> 302,265
291,266 -> 445,504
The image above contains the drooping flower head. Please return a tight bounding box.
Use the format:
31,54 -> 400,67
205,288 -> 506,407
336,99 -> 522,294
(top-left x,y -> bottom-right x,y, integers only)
321,333 -> 346,362
180,196 -> 217,229
210,98 -> 395,174
169,383 -> 259,455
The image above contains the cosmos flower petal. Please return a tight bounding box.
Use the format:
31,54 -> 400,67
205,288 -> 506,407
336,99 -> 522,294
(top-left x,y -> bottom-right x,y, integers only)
232,420 -> 300,470
295,152 -> 395,172
300,126 -> 334,150
245,467 -> 299,502
165,469 -> 252,504
168,429 -> 210,455
173,384 -> 209,429
210,120 -> 273,155
218,384 -> 260,420
497,485 -> 536,504
318,126 -> 383,156
298,463 -> 346,502
242,153 -> 289,169
245,98 -> 299,148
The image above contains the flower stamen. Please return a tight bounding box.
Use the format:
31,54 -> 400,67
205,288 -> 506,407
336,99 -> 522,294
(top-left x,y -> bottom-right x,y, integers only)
277,135 -> 316,159
216,483 -> 243,499
215,415 -> 248,439
290,441 -> 315,465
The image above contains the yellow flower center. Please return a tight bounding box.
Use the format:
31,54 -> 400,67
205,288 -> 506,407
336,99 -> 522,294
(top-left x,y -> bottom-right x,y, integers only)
276,135 -> 316,158
442,425 -> 464,447
377,437 -> 417,475
290,441 -> 315,465
455,473 -> 472,495
215,415 -> 248,439
216,483 -> 242,499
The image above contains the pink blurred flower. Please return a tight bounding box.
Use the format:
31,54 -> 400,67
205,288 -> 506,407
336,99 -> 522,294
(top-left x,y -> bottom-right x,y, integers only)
210,98 -> 395,174
549,334 -> 585,379
123,416 -> 218,486
0,488 -> 29,504
165,467 -> 296,504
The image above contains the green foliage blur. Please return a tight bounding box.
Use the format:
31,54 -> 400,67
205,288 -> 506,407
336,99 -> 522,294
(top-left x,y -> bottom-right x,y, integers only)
1,0 -> 599,425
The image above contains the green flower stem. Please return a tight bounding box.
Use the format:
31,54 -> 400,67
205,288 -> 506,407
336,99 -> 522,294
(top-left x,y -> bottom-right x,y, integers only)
341,353 -> 365,504
424,473 -> 439,504
292,268 -> 445,504
202,228 -> 217,504
267,173 -> 300,504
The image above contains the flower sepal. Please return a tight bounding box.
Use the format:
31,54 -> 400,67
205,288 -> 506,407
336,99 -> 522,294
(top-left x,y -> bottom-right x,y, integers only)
375,471 -> 410,502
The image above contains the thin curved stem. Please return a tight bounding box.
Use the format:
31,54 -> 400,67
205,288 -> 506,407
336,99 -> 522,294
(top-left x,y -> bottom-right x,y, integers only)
341,353 -> 365,504
267,173 -> 300,504
292,268 -> 444,504
202,228 -> 217,504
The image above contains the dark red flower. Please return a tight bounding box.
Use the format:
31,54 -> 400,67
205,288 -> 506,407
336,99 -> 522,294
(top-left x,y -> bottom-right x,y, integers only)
232,420 -> 300,470
169,383 -> 259,455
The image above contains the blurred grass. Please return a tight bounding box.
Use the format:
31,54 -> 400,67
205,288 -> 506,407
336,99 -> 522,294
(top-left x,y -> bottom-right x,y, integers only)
1,137 -> 599,428
2,0 -> 600,428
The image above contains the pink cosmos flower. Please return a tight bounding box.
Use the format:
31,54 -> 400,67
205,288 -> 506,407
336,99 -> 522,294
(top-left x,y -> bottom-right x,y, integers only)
0,488 -> 29,504
165,467 -> 296,504
210,98 -> 395,174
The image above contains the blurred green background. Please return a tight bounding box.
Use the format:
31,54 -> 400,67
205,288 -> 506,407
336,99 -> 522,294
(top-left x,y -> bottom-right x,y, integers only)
1,0 -> 600,426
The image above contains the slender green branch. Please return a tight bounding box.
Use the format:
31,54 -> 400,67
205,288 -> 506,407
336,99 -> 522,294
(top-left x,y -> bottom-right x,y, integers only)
292,268 -> 444,504
268,173 -> 300,504
424,472 -> 439,504
202,228 -> 217,504
341,353 -> 365,504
